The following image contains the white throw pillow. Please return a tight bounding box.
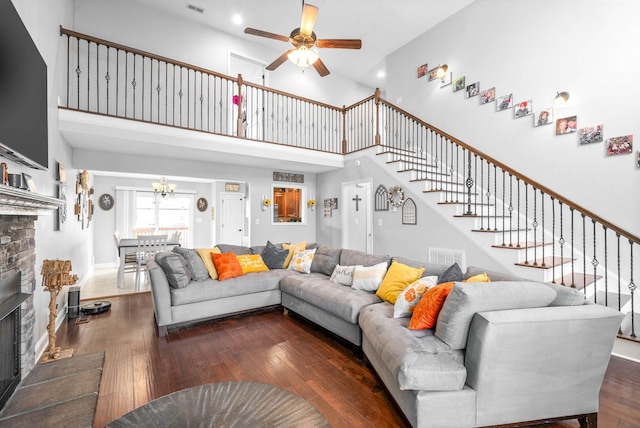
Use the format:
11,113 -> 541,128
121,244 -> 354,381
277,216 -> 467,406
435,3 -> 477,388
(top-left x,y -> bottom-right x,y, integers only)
329,264 -> 361,286
393,276 -> 438,318
351,262 -> 388,291
287,248 -> 317,274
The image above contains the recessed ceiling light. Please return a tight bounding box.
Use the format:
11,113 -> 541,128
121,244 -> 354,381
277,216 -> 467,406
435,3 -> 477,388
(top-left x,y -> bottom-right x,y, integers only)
232,14 -> 243,25
377,71 -> 385,78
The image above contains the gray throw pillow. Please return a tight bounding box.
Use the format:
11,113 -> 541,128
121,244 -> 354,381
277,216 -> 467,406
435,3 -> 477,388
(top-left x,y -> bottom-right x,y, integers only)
438,263 -> 464,284
261,241 -> 288,270
155,252 -> 193,289
216,244 -> 252,255
310,246 -> 342,276
172,247 -> 209,281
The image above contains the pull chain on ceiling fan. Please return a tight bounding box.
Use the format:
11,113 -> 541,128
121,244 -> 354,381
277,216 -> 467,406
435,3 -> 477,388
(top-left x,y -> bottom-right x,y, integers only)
244,1 -> 362,77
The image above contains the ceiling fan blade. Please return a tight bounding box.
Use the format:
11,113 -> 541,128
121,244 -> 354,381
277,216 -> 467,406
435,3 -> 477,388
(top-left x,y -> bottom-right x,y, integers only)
312,57 -> 330,77
244,27 -> 290,42
299,4 -> 318,36
266,50 -> 293,71
315,39 -> 362,49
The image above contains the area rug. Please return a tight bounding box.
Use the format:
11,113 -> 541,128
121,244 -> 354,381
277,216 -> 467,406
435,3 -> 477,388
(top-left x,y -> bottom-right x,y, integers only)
0,351 -> 104,427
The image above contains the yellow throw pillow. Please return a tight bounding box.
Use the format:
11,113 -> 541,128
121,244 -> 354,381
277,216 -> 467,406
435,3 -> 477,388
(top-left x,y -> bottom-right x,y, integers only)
196,247 -> 221,279
237,254 -> 269,274
464,273 -> 491,282
282,241 -> 307,268
376,261 -> 425,304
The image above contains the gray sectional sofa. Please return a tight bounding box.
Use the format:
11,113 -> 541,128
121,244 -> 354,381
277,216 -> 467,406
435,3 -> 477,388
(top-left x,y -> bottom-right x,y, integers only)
147,244 -> 623,427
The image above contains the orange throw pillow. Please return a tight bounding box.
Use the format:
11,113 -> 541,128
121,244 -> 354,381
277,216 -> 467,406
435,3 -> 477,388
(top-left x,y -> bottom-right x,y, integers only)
408,281 -> 455,330
210,252 -> 244,281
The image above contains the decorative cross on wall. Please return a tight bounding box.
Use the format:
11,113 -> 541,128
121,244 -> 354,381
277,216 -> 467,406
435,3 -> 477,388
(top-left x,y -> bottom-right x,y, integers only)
352,194 -> 362,212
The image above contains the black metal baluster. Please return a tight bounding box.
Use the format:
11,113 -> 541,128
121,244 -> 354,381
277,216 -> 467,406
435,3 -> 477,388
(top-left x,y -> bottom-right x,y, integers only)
559,202 -> 565,285
493,165 -> 497,232
501,170 -> 506,245
532,188 -> 538,265
603,225 -> 608,307
541,192 -> 546,267
582,214 -> 587,297
628,240 -> 636,338
592,220 -> 599,304
571,208 -> 575,287
87,41 -> 90,111
551,197 -> 556,280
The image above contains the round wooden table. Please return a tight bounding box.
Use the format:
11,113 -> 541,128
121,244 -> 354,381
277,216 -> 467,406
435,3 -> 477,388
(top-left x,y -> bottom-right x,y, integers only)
107,382 -> 330,427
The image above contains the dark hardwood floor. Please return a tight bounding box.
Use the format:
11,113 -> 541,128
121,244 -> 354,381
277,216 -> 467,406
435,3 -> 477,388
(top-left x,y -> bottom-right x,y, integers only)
55,293 -> 640,428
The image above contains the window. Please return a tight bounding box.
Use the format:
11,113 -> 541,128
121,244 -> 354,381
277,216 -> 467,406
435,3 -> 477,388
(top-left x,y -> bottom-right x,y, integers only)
272,185 -> 306,224
133,192 -> 194,246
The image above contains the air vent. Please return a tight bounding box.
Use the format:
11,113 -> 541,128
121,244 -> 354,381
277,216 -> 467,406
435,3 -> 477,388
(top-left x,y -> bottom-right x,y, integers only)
186,3 -> 205,14
428,247 -> 466,271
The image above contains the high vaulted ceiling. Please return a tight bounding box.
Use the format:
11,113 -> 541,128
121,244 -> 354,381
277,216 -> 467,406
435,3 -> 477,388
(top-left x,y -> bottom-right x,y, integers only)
132,0 -> 475,90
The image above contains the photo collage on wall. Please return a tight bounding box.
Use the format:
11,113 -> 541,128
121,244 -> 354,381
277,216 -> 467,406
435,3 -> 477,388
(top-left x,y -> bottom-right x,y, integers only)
415,58 -> 637,168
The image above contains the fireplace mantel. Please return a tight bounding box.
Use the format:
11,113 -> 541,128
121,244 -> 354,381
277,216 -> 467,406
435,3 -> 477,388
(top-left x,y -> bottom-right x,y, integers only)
0,185 -> 65,216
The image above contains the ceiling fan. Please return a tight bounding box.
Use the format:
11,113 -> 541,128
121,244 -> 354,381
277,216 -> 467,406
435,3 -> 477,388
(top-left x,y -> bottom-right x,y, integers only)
244,2 -> 362,77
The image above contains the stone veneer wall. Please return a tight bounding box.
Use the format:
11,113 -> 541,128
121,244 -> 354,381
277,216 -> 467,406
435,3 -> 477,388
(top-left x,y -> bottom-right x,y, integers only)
0,215 -> 37,376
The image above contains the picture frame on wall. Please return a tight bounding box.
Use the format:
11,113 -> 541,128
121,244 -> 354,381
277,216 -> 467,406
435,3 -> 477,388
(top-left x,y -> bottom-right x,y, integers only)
98,193 -> 114,210
427,67 -> 440,81
22,173 -> 36,192
496,93 -> 513,111
579,125 -> 603,145
534,108 -> 553,127
466,82 -> 480,98
417,63 -> 428,78
514,100 -> 532,118
606,135 -> 633,156
556,116 -> 577,135
440,72 -> 452,87
453,76 -> 465,92
480,87 -> 495,104
197,197 -> 208,212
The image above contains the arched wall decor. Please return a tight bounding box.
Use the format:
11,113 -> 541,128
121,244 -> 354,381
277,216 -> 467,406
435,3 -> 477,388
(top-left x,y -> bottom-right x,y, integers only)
402,198 -> 417,225
375,185 -> 388,211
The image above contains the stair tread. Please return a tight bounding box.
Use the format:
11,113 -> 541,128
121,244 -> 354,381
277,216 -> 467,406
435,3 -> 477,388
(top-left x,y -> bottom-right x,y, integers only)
399,168 -> 448,176
515,257 -> 575,269
551,273 -> 602,290
472,228 -> 530,233
423,190 -> 476,195
410,178 -> 464,184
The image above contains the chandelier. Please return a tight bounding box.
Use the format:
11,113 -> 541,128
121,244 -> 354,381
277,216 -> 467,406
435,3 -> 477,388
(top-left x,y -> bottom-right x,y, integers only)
287,46 -> 319,67
152,177 -> 176,199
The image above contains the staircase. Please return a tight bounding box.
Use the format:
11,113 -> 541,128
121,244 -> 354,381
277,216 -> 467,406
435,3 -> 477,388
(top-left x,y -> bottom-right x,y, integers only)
371,144 -> 638,341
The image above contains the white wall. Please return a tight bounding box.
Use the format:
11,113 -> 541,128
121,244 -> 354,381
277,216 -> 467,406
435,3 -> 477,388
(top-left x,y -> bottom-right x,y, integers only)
384,0 -> 639,238
10,0 -> 95,358
72,0 -> 372,107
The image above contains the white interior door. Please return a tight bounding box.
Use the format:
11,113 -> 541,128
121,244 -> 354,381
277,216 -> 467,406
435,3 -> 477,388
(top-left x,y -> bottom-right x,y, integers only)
342,180 -> 372,253
220,192 -> 245,245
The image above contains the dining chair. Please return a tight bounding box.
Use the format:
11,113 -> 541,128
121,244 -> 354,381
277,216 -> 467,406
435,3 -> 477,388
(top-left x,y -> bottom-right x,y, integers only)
170,231 -> 182,245
135,234 -> 168,288
114,231 -> 137,273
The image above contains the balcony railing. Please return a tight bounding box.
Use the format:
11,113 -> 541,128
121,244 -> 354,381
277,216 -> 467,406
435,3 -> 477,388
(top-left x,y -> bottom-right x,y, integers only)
59,27 -> 638,338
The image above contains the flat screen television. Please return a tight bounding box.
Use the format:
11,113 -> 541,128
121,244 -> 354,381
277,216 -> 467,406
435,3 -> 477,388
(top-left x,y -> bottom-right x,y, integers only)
0,0 -> 48,171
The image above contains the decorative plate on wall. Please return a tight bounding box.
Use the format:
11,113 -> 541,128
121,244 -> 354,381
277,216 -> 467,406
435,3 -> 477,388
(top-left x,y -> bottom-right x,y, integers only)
98,193 -> 114,211
197,197 -> 208,212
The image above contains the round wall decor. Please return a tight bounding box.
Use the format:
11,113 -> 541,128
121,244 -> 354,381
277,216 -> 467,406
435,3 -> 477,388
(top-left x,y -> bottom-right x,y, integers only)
197,197 -> 208,212
98,193 -> 114,210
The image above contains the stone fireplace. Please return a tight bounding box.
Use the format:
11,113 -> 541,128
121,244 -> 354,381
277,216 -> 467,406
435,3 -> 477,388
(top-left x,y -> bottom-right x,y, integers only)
0,186 -> 65,409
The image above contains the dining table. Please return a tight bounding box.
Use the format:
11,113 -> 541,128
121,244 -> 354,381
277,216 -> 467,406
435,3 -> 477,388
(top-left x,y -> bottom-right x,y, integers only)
117,238 -> 180,288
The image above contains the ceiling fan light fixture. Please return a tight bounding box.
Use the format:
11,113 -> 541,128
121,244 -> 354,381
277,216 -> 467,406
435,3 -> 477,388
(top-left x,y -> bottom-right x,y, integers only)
288,46 -> 319,67
554,91 -> 570,108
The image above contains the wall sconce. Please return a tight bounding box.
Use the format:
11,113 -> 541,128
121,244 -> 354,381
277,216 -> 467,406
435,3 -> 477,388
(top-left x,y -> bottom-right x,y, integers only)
307,198 -> 316,210
554,91 -> 570,108
261,195 -> 271,211
436,64 -> 448,80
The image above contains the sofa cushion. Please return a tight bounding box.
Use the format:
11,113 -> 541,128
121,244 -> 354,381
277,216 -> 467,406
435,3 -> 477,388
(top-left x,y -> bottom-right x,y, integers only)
464,272 -> 491,282
170,270 -> 293,306
351,262 -> 388,292
464,266 -> 524,282
261,241 -> 289,270
288,248 -> 316,273
282,241 -> 307,268
155,252 -> 193,289
250,245 -> 266,255
310,246 -> 342,276
392,257 -> 454,278
438,263 -> 464,283
329,264 -> 359,286
435,281 -> 557,350
195,247 -> 220,279
211,252 -> 244,281
216,244 -> 252,255
409,282 -> 455,330
359,302 -> 466,391
340,249 -> 390,268
173,247 -> 209,281
280,274 -> 382,323
376,261 -> 425,304
236,254 -> 269,274
394,276 -> 437,318
546,282 -> 586,306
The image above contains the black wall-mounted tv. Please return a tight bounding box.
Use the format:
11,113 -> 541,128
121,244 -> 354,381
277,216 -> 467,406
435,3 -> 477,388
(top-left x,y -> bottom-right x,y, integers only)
0,0 -> 48,171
